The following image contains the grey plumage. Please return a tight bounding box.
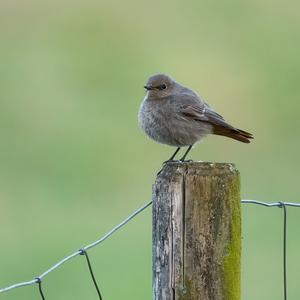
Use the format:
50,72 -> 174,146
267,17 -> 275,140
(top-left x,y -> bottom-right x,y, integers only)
138,74 -> 253,160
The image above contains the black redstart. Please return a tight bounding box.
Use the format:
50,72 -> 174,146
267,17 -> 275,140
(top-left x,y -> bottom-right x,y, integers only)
138,73 -> 253,161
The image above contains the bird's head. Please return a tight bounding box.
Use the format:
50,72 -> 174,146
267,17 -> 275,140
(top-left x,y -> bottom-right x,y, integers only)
144,74 -> 177,99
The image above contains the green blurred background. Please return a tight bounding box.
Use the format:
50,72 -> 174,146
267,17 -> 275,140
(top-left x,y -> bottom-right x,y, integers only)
0,0 -> 299,299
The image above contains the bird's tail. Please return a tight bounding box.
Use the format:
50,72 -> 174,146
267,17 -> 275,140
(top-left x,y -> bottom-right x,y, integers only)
213,126 -> 253,143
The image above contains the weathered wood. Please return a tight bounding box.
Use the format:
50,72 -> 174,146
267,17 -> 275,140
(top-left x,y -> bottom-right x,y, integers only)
153,162 -> 241,300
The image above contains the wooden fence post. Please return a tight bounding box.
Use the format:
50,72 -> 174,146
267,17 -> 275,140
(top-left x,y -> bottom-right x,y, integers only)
153,162 -> 241,300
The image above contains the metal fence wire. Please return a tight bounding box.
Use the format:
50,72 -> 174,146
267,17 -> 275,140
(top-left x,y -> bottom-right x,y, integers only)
0,200 -> 299,300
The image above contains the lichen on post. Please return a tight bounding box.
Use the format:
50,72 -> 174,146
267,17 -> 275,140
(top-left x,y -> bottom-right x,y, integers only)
153,162 -> 241,300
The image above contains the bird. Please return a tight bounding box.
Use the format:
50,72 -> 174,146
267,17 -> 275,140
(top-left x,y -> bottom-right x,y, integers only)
138,74 -> 253,162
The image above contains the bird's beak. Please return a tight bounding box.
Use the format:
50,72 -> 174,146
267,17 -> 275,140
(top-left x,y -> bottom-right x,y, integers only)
144,85 -> 154,91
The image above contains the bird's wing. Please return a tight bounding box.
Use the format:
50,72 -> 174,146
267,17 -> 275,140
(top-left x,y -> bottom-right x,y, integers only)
173,91 -> 223,123
178,96 -> 253,143
179,101 -> 227,127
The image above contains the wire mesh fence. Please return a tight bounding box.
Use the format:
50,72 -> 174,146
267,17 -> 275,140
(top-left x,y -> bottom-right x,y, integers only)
0,199 -> 299,300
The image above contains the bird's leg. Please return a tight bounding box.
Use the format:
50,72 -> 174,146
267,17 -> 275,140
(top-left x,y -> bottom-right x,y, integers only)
162,147 -> 181,165
158,147 -> 181,175
169,147 -> 181,161
163,147 -> 180,165
179,145 -> 193,162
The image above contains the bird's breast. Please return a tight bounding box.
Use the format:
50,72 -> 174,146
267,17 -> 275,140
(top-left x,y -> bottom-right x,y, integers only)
138,98 -> 211,146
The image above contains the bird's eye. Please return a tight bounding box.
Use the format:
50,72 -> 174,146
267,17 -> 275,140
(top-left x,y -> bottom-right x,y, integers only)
160,84 -> 167,90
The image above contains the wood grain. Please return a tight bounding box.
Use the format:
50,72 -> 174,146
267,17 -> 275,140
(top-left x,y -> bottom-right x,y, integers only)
153,162 -> 241,300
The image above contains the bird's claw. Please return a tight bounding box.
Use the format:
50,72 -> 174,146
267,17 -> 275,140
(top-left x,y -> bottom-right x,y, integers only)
179,159 -> 193,163
162,159 -> 180,165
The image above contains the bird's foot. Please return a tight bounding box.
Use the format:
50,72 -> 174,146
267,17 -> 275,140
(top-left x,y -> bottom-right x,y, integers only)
179,159 -> 193,163
162,159 -> 180,165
